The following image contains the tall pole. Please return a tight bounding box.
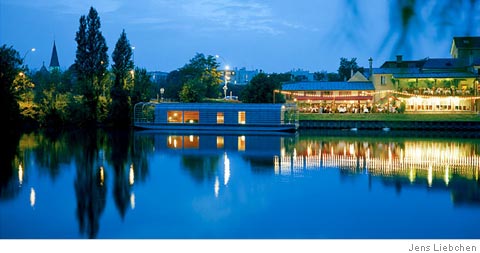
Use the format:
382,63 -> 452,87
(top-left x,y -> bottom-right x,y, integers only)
22,48 -> 36,68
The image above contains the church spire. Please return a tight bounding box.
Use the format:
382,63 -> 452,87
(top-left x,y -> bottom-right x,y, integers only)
49,40 -> 60,70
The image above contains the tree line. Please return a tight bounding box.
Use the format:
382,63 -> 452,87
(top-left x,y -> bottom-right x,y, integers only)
1,6 -> 363,134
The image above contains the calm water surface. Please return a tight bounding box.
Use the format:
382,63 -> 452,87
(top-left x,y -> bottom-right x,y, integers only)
1,129 -> 479,239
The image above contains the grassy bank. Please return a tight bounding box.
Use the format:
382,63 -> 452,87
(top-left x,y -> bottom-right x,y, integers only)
299,113 -> 480,122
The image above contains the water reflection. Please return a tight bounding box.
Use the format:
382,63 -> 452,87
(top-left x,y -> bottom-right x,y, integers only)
1,129 -> 479,238
276,131 -> 480,206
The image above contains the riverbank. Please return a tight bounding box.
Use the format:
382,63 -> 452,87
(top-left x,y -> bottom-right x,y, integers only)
298,113 -> 480,130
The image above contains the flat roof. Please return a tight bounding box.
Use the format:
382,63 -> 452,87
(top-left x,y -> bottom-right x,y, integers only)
392,72 -> 477,79
282,81 -> 374,91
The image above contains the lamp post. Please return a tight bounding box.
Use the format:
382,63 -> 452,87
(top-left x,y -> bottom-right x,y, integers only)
215,54 -> 231,100
160,87 -> 164,102
223,65 -> 230,99
22,48 -> 36,69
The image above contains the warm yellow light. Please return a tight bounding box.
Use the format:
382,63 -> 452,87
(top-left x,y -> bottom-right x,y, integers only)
427,165 -> 433,187
129,164 -> 134,185
224,153 -> 231,186
409,168 -> 415,183
99,166 -> 105,186
18,163 -> 23,186
130,192 -> 135,210
30,187 -> 36,208
444,165 -> 449,186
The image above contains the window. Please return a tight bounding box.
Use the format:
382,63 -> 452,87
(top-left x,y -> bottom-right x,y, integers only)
183,111 -> 199,123
167,136 -> 183,149
184,135 -> 199,149
216,136 -> 224,149
238,135 -> 245,151
238,111 -> 246,124
380,76 -> 386,85
217,112 -> 224,124
167,111 -> 183,123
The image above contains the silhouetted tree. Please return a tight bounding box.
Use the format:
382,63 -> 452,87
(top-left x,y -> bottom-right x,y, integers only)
74,130 -> 107,239
164,70 -> 183,101
131,67 -> 154,105
338,57 -> 362,81
109,29 -> 133,127
0,45 -> 23,132
241,73 -> 286,103
74,6 -> 109,125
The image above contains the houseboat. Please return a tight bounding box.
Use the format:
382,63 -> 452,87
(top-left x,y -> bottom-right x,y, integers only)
133,102 -> 299,132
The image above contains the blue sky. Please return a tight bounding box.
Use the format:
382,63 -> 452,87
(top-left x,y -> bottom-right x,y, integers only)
1,0 -> 478,73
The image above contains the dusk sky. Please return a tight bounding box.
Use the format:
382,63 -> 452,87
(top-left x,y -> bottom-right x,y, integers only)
1,0 -> 478,73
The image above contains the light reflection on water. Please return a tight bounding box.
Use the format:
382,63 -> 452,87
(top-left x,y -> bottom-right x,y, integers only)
0,129 -> 479,239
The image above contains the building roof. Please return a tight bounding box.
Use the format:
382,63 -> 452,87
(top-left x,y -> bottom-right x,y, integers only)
373,67 -> 420,75
452,37 -> 480,49
348,71 -> 368,82
380,60 -> 426,69
49,41 -> 60,68
282,81 -> 374,91
422,58 -> 466,70
392,72 -> 477,79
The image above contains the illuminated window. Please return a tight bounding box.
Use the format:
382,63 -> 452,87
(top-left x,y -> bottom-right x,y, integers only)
184,135 -> 199,149
238,111 -> 246,124
216,136 -> 224,149
184,111 -> 199,123
167,136 -> 183,149
238,135 -> 245,151
167,111 -> 183,123
217,112 -> 224,124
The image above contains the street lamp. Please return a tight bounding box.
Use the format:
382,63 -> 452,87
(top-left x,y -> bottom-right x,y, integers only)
223,65 -> 231,99
22,48 -> 36,68
160,87 -> 165,102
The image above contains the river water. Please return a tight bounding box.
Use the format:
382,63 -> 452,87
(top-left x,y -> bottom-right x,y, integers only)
1,129 -> 479,239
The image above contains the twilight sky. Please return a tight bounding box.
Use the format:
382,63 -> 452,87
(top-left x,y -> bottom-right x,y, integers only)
1,0 -> 478,73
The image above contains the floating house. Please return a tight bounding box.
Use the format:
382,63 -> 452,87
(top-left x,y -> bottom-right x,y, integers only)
133,102 -> 299,132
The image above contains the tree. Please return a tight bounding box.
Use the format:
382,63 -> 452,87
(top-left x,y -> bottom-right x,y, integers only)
178,53 -> 222,102
241,73 -> 286,103
111,30 -> 133,88
0,45 -> 23,132
338,57 -> 363,81
164,70 -> 183,101
109,29 -> 133,127
74,6 -> 109,125
131,67 -> 154,106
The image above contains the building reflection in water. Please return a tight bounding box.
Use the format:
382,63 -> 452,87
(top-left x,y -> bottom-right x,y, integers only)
143,131 -> 480,205
275,140 -> 479,185
146,132 -> 480,183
